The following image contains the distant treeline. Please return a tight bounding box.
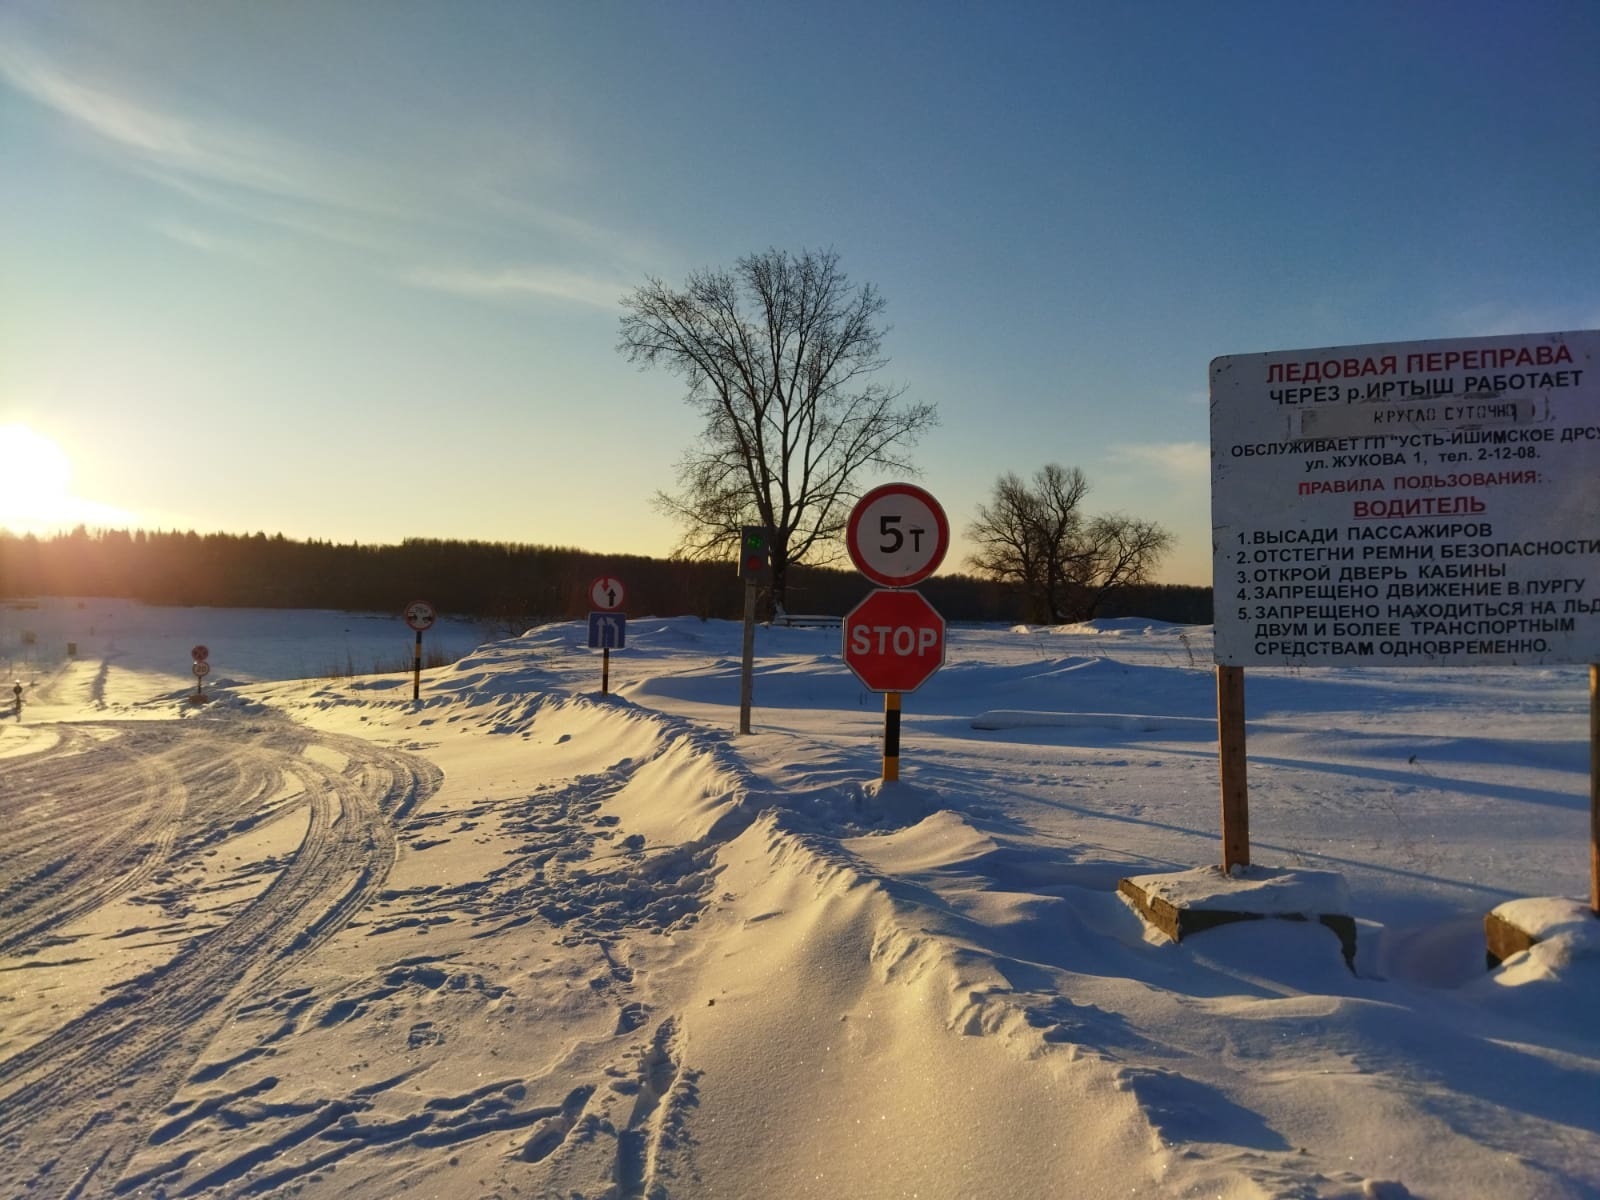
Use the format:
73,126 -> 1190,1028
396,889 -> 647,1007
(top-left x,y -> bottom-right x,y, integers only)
0,529 -> 1214,626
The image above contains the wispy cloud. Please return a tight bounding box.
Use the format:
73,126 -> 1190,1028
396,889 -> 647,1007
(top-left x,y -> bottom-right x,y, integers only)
1,38 -> 653,312
1109,441 -> 1210,478
152,219 -> 264,260
400,264 -> 629,311
1445,303 -> 1600,339
148,173 -> 409,254
0,42 -> 344,209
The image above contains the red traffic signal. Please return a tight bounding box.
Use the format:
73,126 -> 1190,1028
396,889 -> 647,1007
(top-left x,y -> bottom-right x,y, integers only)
739,525 -> 773,584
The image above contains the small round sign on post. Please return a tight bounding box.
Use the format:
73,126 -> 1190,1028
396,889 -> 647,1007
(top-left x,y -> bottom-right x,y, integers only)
846,483 -> 950,588
192,660 -> 211,678
404,600 -> 435,701
191,644 -> 210,662
404,600 -> 437,632
590,577 -> 625,611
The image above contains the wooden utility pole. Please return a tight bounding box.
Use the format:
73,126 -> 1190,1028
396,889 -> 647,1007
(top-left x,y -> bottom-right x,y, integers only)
1217,665 -> 1250,872
1590,664 -> 1598,915
739,584 -> 757,734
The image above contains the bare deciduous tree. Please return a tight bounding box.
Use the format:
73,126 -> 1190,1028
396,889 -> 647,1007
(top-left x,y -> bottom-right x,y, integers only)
966,464 -> 1173,623
618,248 -> 937,608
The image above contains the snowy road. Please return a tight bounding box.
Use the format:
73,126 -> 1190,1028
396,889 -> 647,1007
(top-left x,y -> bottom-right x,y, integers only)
1,603 -> 1596,1199
0,716 -> 440,1196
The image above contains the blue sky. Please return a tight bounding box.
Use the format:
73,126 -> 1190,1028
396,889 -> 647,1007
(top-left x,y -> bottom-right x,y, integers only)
2,1 -> 1596,586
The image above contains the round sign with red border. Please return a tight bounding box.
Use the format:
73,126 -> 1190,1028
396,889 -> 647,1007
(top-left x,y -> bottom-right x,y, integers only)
846,483 -> 949,588
191,644 -> 210,662
404,600 -> 437,631
590,576 -> 625,611
192,660 -> 211,678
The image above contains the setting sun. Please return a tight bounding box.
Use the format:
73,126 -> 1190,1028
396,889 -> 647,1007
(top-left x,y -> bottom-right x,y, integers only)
0,424 -> 132,534
0,424 -> 72,528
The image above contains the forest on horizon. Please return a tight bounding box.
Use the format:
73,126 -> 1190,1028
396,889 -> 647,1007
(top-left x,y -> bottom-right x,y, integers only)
0,528 -> 1214,627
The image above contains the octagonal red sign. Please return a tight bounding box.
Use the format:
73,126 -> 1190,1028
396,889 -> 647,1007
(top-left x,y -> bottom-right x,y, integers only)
842,588 -> 946,693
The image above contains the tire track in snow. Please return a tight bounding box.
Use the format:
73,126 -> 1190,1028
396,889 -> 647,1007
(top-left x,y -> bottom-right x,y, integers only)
129,704 -> 735,1198
0,718 -> 441,1198
0,725 -> 188,956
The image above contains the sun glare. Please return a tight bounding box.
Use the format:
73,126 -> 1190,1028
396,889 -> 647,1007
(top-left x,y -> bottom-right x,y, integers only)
0,423 -> 122,535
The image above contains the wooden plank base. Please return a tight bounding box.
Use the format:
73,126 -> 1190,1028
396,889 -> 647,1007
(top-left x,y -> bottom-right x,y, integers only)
1483,910 -> 1540,970
1118,878 -> 1357,969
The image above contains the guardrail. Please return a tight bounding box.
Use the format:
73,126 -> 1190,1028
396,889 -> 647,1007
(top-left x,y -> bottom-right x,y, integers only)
773,606 -> 841,629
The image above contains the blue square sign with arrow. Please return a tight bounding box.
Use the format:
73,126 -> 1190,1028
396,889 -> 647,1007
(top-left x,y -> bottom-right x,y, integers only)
588,612 -> 626,649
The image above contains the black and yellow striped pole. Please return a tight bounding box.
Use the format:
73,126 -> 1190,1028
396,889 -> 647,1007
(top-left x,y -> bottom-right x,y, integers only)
883,691 -> 902,782
403,600 -> 436,703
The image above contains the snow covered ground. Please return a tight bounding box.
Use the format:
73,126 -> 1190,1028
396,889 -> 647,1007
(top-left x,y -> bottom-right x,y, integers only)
1,596 -> 1596,1200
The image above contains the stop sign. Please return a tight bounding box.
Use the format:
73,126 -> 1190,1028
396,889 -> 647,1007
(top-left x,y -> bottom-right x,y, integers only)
842,588 -> 946,693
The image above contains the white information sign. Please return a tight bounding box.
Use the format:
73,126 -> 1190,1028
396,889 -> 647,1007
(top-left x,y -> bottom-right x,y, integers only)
1211,329 -> 1599,666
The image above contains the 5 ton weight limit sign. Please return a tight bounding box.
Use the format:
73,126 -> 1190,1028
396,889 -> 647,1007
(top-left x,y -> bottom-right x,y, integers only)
846,483 -> 949,588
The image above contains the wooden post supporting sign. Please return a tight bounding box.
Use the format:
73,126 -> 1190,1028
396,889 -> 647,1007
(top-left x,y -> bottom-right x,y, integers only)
1590,663 -> 1598,915
739,583 -> 757,734
1211,330 -> 1600,932
735,528 -> 771,735
1217,665 -> 1250,872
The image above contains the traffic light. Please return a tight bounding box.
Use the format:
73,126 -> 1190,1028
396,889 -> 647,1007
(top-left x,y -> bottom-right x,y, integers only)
739,525 -> 773,585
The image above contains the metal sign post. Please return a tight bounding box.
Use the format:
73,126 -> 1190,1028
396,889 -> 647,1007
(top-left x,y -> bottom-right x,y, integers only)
843,485 -> 950,782
190,644 -> 211,704
585,619 -> 627,693
842,588 -> 946,780
587,579 -> 627,696
883,691 -> 902,781
404,600 -> 436,701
